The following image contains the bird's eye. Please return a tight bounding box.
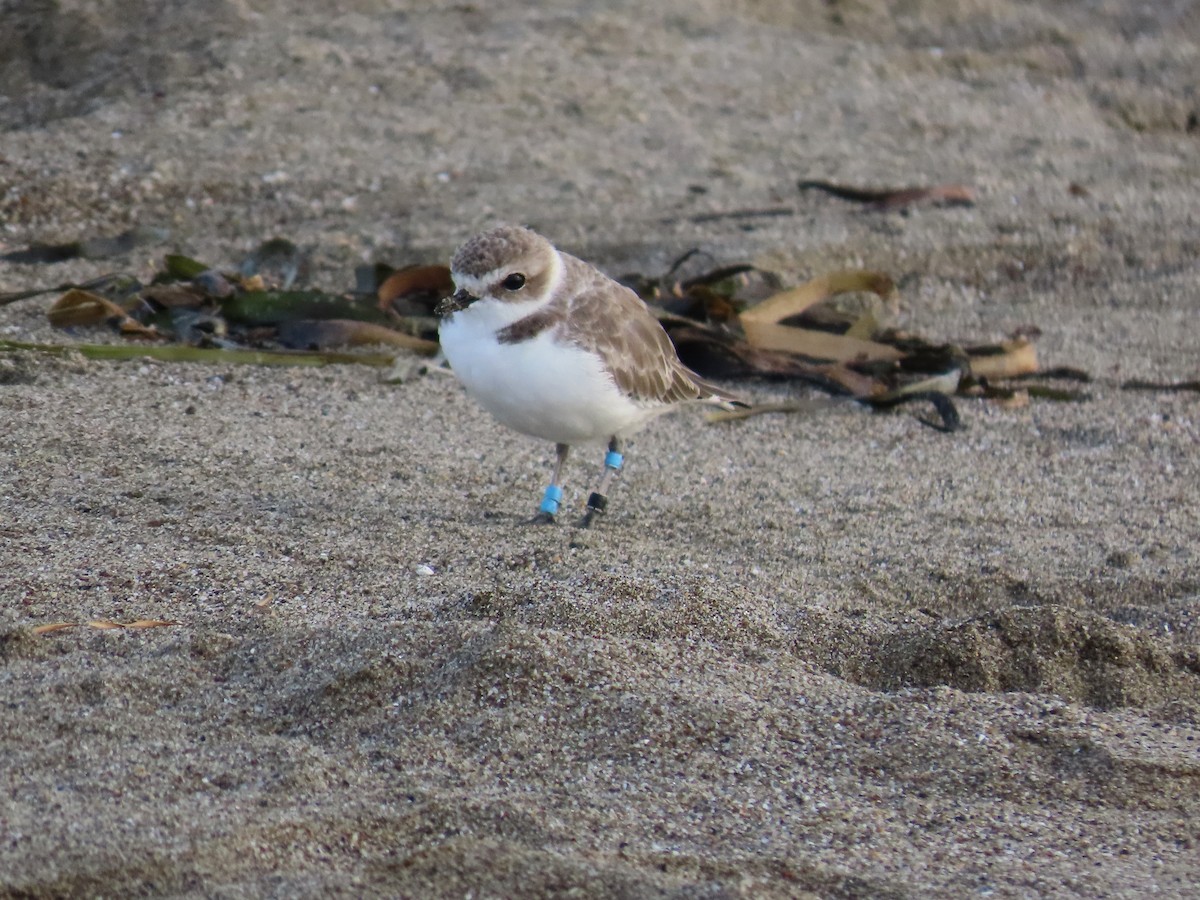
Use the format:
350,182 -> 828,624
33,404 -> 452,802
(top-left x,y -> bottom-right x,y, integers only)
502,272 -> 526,291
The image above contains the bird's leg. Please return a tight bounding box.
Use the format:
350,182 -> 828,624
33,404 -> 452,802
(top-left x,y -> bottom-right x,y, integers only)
531,443 -> 570,524
580,437 -> 624,527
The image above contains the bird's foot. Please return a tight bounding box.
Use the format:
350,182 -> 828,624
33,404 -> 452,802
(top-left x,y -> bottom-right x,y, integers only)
531,484 -> 563,524
578,492 -> 608,528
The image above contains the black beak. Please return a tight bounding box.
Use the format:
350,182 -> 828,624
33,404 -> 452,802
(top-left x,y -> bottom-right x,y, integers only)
435,288 -> 477,318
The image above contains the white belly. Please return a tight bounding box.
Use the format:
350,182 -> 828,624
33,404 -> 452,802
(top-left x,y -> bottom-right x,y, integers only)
440,307 -> 655,445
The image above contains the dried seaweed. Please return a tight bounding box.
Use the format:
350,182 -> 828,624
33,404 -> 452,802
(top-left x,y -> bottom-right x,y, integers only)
965,337 -> 1039,379
2,235 -> 1095,434
1121,379 -> 1200,393
637,251 -> 1093,429
16,239 -> 441,361
0,339 -> 399,367
872,390 -> 963,432
799,180 -> 976,210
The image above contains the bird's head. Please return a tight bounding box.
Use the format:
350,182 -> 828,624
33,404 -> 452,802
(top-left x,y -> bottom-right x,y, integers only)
437,224 -> 563,317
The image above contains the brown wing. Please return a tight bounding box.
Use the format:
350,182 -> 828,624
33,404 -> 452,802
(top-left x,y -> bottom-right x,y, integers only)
562,257 -> 740,407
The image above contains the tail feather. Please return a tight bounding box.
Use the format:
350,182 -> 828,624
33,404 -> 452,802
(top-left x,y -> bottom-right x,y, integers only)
709,395 -> 751,412
693,376 -> 749,411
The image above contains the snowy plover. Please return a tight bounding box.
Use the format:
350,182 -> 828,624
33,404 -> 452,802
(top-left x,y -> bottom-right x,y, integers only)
436,224 -> 746,526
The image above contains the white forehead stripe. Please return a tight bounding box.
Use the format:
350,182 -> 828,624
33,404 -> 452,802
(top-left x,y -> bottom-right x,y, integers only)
452,272 -> 490,295
451,250 -> 565,302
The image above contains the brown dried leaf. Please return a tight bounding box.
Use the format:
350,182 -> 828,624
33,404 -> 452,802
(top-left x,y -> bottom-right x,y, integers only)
35,619 -> 181,634
47,288 -> 129,328
122,619 -> 181,629
48,288 -> 161,339
875,184 -> 976,210
378,264 -> 454,313
141,283 -> 210,310
32,622 -> 80,634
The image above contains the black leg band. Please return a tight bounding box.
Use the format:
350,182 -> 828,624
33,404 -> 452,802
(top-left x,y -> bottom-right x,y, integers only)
586,492 -> 607,512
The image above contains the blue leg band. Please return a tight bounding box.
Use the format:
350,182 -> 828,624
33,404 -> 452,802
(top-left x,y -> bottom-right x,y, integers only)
604,451 -> 624,471
539,484 -> 564,515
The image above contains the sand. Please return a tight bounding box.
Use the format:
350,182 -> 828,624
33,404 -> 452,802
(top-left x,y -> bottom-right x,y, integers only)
2,1 -> 1198,896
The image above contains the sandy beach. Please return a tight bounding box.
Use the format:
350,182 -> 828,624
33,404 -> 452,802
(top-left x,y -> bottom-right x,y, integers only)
2,1 -> 1198,896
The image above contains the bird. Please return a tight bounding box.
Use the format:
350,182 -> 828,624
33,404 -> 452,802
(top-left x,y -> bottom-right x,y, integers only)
436,224 -> 746,526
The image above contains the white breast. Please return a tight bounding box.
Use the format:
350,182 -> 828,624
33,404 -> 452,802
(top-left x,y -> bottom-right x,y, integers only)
440,300 -> 655,445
